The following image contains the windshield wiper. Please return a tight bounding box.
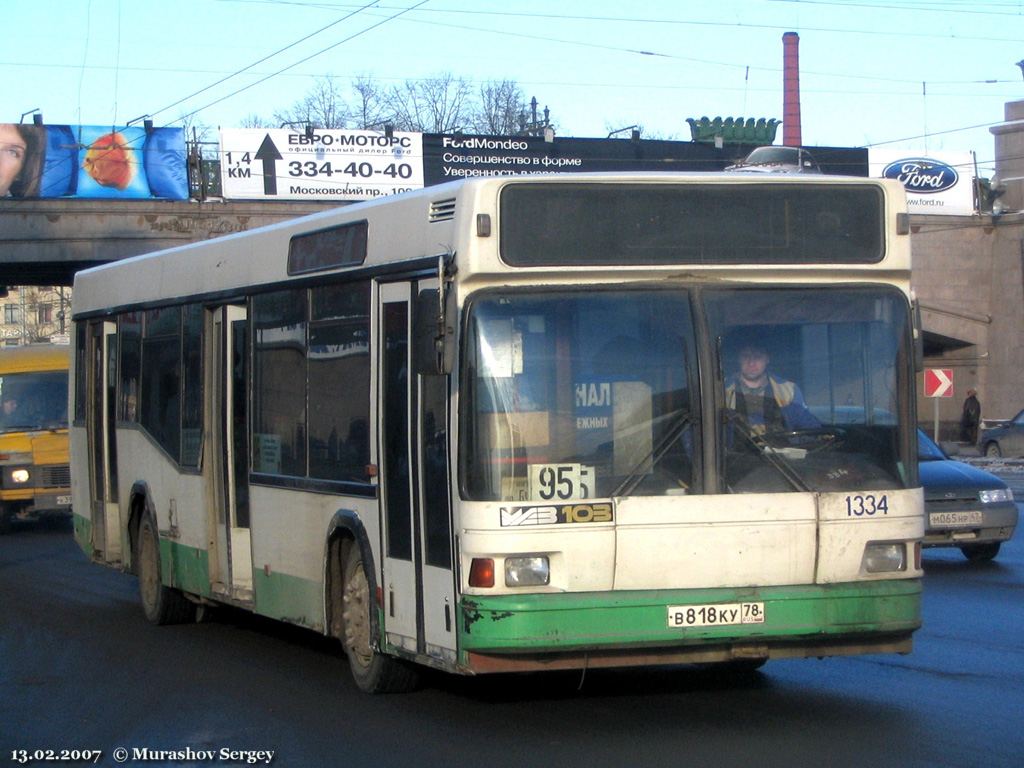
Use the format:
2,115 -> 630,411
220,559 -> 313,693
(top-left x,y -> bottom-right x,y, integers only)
723,410 -> 810,492
613,409 -> 694,497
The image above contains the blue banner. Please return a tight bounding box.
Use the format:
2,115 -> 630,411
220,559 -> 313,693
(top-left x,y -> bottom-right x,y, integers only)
1,123 -> 188,200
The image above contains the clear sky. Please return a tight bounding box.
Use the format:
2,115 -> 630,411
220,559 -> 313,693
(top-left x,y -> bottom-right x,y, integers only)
3,0 -> 1022,174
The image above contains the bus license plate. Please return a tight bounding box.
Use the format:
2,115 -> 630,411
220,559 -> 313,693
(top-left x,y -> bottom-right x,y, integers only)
667,602 -> 765,628
56,495 -> 72,506
929,510 -> 982,528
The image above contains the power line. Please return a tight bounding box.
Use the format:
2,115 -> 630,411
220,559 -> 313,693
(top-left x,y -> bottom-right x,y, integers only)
149,0 -> 381,120
863,120 -> 1002,146
171,1 -> 430,124
289,4 -> 1024,88
769,0 -> 1024,18
234,1 -> 1024,45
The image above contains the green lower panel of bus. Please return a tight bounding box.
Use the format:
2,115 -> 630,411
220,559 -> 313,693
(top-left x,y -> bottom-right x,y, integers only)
159,538 -> 211,599
158,539 -> 324,631
459,580 -> 921,655
252,569 -> 324,632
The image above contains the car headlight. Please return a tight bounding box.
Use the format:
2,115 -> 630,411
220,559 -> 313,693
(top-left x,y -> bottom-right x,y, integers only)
10,468 -> 31,484
979,488 -> 1013,504
862,542 -> 907,573
505,556 -> 550,587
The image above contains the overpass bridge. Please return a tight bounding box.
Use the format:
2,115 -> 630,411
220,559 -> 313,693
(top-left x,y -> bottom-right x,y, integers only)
2,194 -> 1022,439
0,198 -> 340,286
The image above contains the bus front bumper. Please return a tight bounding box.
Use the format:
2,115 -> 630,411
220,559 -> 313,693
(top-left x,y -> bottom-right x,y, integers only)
458,580 -> 921,673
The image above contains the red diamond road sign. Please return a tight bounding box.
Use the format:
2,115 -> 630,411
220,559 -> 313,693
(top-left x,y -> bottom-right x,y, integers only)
924,368 -> 954,398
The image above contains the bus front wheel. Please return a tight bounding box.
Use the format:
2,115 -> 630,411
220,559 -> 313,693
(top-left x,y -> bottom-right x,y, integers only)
136,514 -> 195,625
341,545 -> 418,694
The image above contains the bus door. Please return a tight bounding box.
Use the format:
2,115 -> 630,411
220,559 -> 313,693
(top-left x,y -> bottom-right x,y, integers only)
208,304 -> 252,601
378,281 -> 456,661
86,321 -> 120,561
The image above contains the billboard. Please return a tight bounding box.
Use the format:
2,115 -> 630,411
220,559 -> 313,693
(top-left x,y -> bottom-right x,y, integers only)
422,133 -> 728,184
217,130 -> 869,201
423,137 -> 868,185
0,123 -> 188,200
869,150 -> 975,215
219,128 -> 424,201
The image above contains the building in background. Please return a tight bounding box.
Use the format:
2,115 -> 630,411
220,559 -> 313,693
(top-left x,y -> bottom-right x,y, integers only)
1,286 -> 71,346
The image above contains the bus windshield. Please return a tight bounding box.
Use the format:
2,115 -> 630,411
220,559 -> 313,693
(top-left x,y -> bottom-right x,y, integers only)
0,371 -> 69,432
462,290 -> 697,501
461,286 -> 912,501
706,287 -> 911,494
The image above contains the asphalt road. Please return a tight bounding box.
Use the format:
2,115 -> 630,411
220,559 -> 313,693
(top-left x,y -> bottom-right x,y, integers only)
2,499 -> 1022,768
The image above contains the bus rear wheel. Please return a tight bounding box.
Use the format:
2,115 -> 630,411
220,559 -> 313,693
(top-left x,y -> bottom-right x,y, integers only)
136,515 -> 195,625
341,545 -> 418,694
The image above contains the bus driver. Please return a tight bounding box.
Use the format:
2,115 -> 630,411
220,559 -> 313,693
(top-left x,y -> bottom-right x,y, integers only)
725,343 -> 819,436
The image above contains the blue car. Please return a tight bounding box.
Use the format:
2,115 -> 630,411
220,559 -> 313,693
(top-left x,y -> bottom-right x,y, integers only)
980,408 -> 1024,458
919,429 -> 1018,561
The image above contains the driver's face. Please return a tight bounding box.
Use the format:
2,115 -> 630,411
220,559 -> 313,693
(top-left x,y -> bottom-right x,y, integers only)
739,348 -> 769,383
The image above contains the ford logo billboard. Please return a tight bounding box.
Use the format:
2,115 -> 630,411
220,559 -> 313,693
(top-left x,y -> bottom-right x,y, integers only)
882,158 -> 959,194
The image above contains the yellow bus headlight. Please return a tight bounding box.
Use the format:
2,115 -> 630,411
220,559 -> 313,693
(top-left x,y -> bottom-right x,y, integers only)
10,468 -> 31,484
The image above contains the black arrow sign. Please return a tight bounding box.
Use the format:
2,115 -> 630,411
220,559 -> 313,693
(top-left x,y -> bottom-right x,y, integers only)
255,133 -> 283,195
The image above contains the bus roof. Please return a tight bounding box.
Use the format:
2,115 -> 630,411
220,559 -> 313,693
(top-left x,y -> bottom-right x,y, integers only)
72,173 -> 907,318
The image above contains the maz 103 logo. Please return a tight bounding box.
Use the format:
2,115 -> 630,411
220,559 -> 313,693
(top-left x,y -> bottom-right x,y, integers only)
882,158 -> 959,193
500,503 -> 613,527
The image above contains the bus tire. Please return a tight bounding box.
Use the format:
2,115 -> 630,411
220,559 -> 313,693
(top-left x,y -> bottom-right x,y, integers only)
341,546 -> 419,694
0,504 -> 12,535
136,514 -> 195,625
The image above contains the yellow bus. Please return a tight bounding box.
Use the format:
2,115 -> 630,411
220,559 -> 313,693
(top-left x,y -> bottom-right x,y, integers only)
0,344 -> 72,533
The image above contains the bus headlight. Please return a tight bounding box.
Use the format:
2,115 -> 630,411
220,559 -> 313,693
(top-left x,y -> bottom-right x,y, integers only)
979,488 -> 1013,504
862,542 -> 907,573
3,466 -> 32,486
505,556 -> 550,587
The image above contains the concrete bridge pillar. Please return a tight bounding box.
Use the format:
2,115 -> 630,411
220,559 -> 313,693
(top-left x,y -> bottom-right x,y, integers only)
991,99 -> 1024,214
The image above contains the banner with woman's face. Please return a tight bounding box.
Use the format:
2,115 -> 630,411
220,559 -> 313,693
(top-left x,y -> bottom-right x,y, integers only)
0,123 -> 187,200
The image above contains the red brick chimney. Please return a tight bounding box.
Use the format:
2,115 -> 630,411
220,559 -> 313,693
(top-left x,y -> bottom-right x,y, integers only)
783,32 -> 802,147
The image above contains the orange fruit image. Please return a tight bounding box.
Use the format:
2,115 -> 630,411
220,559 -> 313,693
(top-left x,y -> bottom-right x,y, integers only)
83,132 -> 135,189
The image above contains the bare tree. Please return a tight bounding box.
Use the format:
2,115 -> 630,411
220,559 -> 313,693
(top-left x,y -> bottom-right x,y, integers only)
273,76 -> 350,129
176,112 -> 213,144
251,73 -> 541,135
350,74 -> 389,129
385,73 -> 473,133
239,113 -> 273,128
470,80 -> 525,135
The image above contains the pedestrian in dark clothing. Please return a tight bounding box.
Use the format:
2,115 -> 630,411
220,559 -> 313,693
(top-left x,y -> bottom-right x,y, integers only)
960,388 -> 981,444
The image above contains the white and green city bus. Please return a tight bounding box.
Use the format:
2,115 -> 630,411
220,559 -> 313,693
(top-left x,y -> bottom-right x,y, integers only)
71,173 -> 924,692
